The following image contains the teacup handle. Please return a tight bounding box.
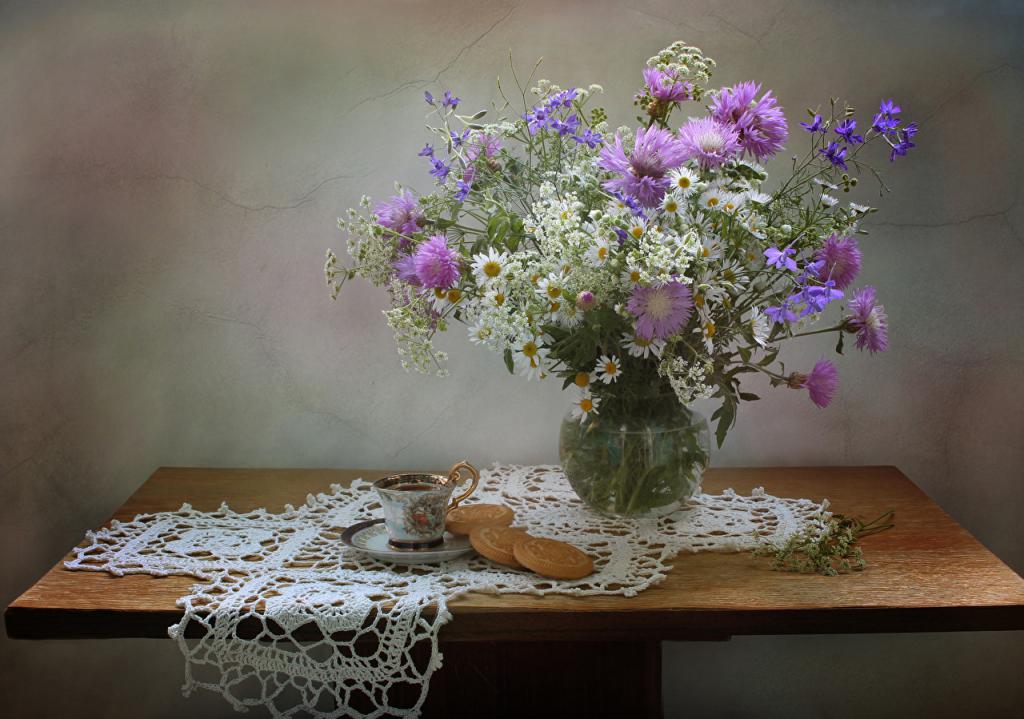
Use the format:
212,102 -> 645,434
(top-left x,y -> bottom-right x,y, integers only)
445,460 -> 479,511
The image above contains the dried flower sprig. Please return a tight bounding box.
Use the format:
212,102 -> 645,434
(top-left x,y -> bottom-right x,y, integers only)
753,509 -> 895,576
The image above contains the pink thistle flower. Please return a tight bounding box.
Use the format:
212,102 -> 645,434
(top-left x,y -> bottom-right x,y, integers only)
598,126 -> 689,208
641,67 -> 693,103
815,234 -> 862,290
791,359 -> 839,408
413,235 -> 461,289
848,286 -> 889,353
375,190 -> 424,237
710,81 -> 788,160
626,281 -> 694,340
677,117 -> 741,169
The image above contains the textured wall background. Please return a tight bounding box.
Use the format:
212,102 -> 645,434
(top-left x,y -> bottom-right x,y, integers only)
2,0 -> 1022,716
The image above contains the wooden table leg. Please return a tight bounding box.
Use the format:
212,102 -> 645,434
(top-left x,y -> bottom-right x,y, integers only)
418,640 -> 662,718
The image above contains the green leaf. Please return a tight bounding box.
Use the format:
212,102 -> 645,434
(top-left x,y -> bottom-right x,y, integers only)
739,392 -> 760,402
835,332 -> 845,355
503,348 -> 514,374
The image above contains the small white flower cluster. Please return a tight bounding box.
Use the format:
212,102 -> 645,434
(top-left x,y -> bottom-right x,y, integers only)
659,355 -> 715,405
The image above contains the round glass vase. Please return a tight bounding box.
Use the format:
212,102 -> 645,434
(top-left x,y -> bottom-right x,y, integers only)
558,396 -> 711,518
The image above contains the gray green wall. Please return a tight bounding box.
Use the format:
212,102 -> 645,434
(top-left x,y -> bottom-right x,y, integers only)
2,1 -> 1022,716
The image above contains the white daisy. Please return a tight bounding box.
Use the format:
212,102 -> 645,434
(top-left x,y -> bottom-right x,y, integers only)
587,235 -> 613,266
471,249 -> 509,285
660,191 -> 684,216
699,320 -> 717,353
595,354 -> 622,384
720,193 -> 745,215
747,307 -> 770,347
467,320 -> 493,346
745,190 -> 772,205
485,284 -> 509,308
849,202 -> 871,215
821,194 -> 839,207
668,167 -> 698,195
536,274 -> 564,302
699,185 -> 726,211
515,338 -> 547,381
626,217 -> 647,240
570,390 -> 601,424
620,267 -> 643,286
813,178 -> 839,191
625,334 -> 666,359
557,301 -> 583,328
430,287 -> 464,312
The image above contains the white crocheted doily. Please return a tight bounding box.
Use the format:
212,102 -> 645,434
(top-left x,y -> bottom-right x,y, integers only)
66,464 -> 829,718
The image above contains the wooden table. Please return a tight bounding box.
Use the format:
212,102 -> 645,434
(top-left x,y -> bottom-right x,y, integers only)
7,466 -> 1024,718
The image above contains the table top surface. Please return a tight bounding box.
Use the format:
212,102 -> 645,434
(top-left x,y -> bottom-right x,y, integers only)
6,465 -> 1024,642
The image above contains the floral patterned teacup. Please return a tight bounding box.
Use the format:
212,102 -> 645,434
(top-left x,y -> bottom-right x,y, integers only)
372,461 -> 480,549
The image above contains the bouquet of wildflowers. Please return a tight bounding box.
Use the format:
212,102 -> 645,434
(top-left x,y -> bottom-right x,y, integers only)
326,40 -> 916,460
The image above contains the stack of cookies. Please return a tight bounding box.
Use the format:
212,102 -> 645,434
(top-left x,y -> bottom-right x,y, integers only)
446,503 -> 594,580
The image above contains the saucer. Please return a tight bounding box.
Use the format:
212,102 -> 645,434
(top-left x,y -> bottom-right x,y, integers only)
341,518 -> 475,565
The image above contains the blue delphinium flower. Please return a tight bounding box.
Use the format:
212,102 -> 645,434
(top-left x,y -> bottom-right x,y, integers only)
551,114 -> 580,137
889,123 -> 917,161
765,302 -> 798,324
418,143 -> 434,158
442,90 -> 460,109
764,246 -> 798,272
800,114 -> 824,133
573,128 -> 603,148
450,129 -> 470,148
455,180 -> 472,201
424,90 -> 435,106
834,119 -> 863,144
429,158 -> 450,183
820,142 -> 848,170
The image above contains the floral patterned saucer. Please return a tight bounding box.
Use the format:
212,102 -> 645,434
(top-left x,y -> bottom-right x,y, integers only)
341,518 -> 475,565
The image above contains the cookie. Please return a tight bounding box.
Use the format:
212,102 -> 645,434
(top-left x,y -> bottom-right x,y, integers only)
446,503 -> 515,535
469,525 -> 530,568
512,536 -> 594,580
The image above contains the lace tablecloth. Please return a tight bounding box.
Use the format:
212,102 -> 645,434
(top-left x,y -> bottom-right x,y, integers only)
65,465 -> 830,718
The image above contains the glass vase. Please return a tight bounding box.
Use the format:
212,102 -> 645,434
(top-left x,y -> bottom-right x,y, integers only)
558,396 -> 711,518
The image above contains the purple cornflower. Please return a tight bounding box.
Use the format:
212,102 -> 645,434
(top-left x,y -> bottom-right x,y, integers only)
800,114 -> 825,133
710,81 -> 789,160
764,245 -> 798,272
418,143 -> 434,158
820,142 -> 848,170
626,281 -> 694,340
814,234 -> 862,289
441,90 -> 460,109
375,190 -> 425,236
765,302 -> 798,325
455,180 -> 472,202
642,67 -> 693,103
798,359 -> 839,408
677,117 -> 741,169
848,285 -> 889,353
573,128 -> 603,149
393,253 -> 420,285
599,126 -> 689,208
834,119 -> 864,144
413,235 -> 461,289
429,158 -> 450,183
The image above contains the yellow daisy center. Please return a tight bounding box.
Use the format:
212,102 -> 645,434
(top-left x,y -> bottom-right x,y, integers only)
550,301 -> 561,313
604,361 -> 618,375
447,288 -> 462,303
547,286 -> 561,299
522,341 -> 538,358
629,270 -> 641,283
635,337 -> 652,347
694,292 -> 705,308
483,261 -> 501,278
574,372 -> 590,388
704,321 -> 717,337
434,288 -> 446,299
494,292 -> 506,306
723,268 -> 736,282
580,398 -> 593,412
677,176 -> 691,189
707,197 -> 720,207
597,246 -> 608,261
630,226 -> 643,239
665,200 -> 678,213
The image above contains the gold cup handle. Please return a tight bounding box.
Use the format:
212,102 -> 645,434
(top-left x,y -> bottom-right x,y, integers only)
445,460 -> 479,511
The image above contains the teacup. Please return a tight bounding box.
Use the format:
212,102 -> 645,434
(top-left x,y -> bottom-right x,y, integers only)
372,460 -> 480,549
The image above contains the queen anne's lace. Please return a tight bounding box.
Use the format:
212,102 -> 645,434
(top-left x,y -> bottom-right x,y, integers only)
66,465 -> 829,718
